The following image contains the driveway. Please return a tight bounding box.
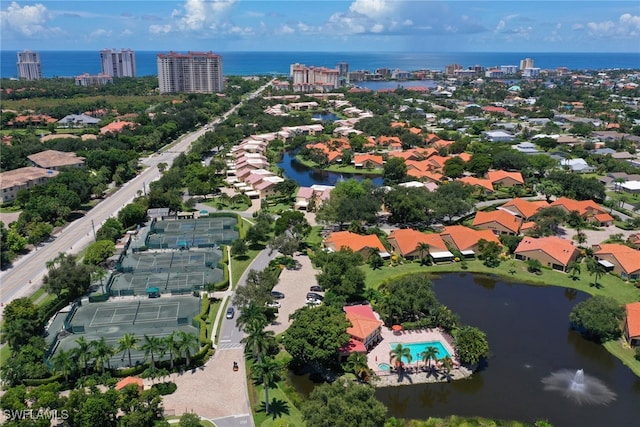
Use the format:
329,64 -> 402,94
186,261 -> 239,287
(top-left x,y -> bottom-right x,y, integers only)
266,254 -> 321,336
558,224 -> 638,247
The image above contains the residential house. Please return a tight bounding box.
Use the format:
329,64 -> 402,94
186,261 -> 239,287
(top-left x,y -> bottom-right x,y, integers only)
387,229 -> 453,262
560,158 -> 596,173
549,197 -> 613,226
592,243 -> 640,280
340,305 -> 383,357
1,167 -> 59,204
100,121 -> 137,135
484,130 -> 515,142
514,236 -> 579,272
353,154 -> 384,169
458,176 -> 494,194
624,302 -> 640,347
58,114 -> 100,127
295,186 -> 315,210
472,210 -> 523,235
439,225 -> 501,257
27,150 -> 85,170
324,231 -> 389,259
487,170 -> 524,188
500,198 -> 549,220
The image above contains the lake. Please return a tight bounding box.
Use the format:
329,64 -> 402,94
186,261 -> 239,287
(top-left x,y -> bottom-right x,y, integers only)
290,273 -> 640,426
276,150 -> 383,187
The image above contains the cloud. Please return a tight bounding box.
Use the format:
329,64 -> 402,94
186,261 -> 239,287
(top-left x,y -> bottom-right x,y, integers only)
349,0 -> 393,19
0,1 -> 49,37
89,28 -> 112,39
176,0 -> 236,31
149,24 -> 172,34
586,13 -> 640,38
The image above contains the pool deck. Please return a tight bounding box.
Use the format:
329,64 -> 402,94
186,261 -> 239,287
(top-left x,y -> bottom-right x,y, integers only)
367,325 -> 473,387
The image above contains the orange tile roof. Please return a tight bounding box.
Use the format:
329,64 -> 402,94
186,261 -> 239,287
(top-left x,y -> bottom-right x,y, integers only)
100,121 -> 137,135
440,225 -> 501,251
456,152 -> 472,162
549,197 -> 607,216
472,210 -> 523,233
324,231 -> 387,253
487,170 -> 524,185
388,229 -> 449,256
593,213 -> 614,223
115,376 -> 143,390
353,154 -> 384,166
626,302 -> 640,338
593,244 -> 640,275
458,176 -> 494,192
344,305 -> 383,341
377,135 -> 402,145
514,236 -> 578,266
407,169 -> 443,182
501,198 -> 548,219
520,221 -> 537,231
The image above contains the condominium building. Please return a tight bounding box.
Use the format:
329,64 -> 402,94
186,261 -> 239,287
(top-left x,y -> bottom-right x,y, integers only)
337,61 -> 349,86
75,73 -> 113,86
289,63 -> 339,92
100,48 -> 136,77
157,51 -> 224,94
519,57 -> 534,71
444,63 -> 462,76
17,50 -> 42,80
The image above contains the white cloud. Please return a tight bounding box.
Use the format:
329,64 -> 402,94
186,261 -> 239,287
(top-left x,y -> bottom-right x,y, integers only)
586,13 -> 640,38
89,28 -> 112,39
349,0 -> 393,19
0,1 -> 49,37
176,0 -> 237,31
149,24 -> 172,34
572,23 -> 584,30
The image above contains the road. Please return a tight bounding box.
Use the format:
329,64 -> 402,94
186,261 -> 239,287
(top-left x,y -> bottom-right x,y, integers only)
0,79 -> 274,313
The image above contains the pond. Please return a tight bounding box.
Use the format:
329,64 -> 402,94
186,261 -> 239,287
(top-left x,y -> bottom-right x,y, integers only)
312,113 -> 340,121
289,273 -> 640,426
276,150 -> 383,187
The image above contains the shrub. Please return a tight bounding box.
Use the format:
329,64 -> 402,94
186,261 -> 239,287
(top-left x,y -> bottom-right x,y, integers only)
152,381 -> 177,395
635,347 -> 640,362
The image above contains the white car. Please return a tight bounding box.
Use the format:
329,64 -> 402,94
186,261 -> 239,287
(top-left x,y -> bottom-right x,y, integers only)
266,301 -> 281,309
306,298 -> 322,306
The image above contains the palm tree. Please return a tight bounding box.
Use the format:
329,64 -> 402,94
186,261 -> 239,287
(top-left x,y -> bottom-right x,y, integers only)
419,346 -> 439,370
177,331 -> 200,367
74,336 -> 92,374
345,352 -> 372,382
241,319 -> 275,361
252,355 -> 282,415
218,193 -> 231,209
141,335 -> 164,372
389,343 -> 412,370
92,337 -> 114,373
567,261 -> 581,281
51,348 -> 77,382
164,332 -> 181,370
92,267 -> 109,294
417,242 -> 431,266
586,256 -> 606,288
235,302 -> 267,331
368,247 -> 384,270
118,333 -> 139,368
438,356 -> 455,382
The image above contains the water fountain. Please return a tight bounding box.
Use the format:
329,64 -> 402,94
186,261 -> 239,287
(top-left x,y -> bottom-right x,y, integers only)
541,369 -> 616,405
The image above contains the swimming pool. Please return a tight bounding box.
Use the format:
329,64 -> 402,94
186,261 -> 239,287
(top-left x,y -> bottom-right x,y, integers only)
388,341 -> 451,363
378,363 -> 391,371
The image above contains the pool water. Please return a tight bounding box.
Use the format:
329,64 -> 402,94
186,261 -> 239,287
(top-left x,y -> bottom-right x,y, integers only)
389,341 -> 451,363
378,363 -> 391,371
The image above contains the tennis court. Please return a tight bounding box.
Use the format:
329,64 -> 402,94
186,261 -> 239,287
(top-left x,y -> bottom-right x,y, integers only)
49,296 -> 201,369
146,217 -> 239,249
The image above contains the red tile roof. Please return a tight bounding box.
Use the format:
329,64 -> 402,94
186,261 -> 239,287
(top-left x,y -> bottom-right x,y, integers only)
440,225 -> 501,251
501,198 -> 548,219
458,177 -> 494,193
472,210 -> 523,234
593,243 -> 640,275
344,305 -> 383,342
549,197 -> 607,216
487,170 -> 524,185
324,231 -> 386,254
626,302 -> 640,339
388,229 -> 448,256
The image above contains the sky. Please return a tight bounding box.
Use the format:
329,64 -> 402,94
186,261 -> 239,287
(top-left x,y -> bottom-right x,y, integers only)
1,0 -> 639,52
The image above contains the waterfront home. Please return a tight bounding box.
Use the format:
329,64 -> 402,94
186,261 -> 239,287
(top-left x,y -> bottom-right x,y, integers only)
548,197 -> 613,226
323,231 -> 389,259
387,229 -> 453,262
353,154 -> 384,169
592,243 -> 640,280
514,236 -> 579,272
439,225 -> 501,257
339,304 -> 384,360
472,210 -> 523,236
624,302 -> 640,347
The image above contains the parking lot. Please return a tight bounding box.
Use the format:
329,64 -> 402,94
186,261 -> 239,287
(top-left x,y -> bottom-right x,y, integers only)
266,254 -> 323,335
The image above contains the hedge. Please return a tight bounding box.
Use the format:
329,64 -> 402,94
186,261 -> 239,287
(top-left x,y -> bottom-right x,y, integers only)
24,373 -> 63,386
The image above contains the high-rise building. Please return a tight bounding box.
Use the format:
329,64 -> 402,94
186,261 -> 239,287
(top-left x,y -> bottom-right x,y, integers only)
100,48 -> 136,77
337,61 -> 349,86
157,51 -> 224,94
289,63 -> 339,92
17,50 -> 42,80
519,58 -> 534,71
444,63 -> 462,76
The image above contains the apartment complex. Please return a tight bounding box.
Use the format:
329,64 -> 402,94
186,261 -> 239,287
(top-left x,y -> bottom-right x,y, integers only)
0,167 -> 58,204
290,63 -> 339,92
157,51 -> 224,94
100,48 -> 137,77
75,73 -> 113,86
17,50 -> 42,80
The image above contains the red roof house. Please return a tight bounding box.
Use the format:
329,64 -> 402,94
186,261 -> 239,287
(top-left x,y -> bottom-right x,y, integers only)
514,236 -> 579,272
624,302 -> 640,347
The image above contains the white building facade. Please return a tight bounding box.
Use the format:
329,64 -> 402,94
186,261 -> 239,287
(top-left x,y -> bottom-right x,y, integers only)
17,50 -> 42,80
100,49 -> 137,77
157,51 -> 224,94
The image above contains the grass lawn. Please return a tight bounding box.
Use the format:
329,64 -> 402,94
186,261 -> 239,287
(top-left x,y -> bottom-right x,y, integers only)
203,200 -> 252,212
363,258 -> 640,305
230,247 -> 263,288
603,341 -> 640,377
295,156 -> 382,176
0,205 -> 21,213
304,226 -> 324,248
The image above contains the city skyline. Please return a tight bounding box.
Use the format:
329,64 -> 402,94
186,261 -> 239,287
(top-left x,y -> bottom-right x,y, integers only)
1,1 -> 639,53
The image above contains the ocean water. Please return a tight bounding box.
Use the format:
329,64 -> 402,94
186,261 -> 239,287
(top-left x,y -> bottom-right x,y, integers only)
1,51 -> 638,79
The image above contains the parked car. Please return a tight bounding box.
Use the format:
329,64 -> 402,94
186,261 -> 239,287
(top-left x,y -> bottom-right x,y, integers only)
309,285 -> 324,292
226,307 -> 235,319
306,292 -> 323,301
271,291 -> 285,299
266,301 -> 281,309
306,298 -> 322,306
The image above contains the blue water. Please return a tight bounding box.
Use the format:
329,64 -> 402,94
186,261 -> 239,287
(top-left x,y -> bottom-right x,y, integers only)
312,113 -> 340,121
2,51 -> 638,78
389,341 -> 451,363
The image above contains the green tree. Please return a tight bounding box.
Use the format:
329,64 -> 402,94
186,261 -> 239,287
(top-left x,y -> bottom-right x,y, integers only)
466,153 -> 493,176
83,240 -> 116,265
241,318 -> 276,362
141,335 -> 164,371
383,157 -> 408,185
74,336 -> 93,375
586,256 -> 606,288
453,326 -> 489,366
368,247 -> 384,270
163,332 -> 181,370
118,333 -> 139,368
92,337 -> 115,373
251,355 -> 282,415
51,347 -> 77,382
177,331 -> 200,367
345,352 -> 372,382
231,238 -> 248,257
477,239 -> 502,267
389,343 -> 412,369
302,381 -> 387,427
315,248 -> 365,300
569,296 -> 624,343
43,253 -> 93,299
282,305 -> 351,368
417,242 -> 431,266
178,412 -> 202,427
567,261 -> 582,280
1,297 -> 42,350
443,156 -> 465,179
419,346 -> 439,370
118,202 -> 148,228
96,218 -> 125,242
